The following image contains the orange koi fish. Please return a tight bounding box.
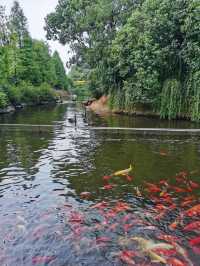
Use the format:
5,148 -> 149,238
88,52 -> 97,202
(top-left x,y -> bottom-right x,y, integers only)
185,204 -> 200,216
171,186 -> 187,193
167,258 -> 186,266
145,182 -> 161,193
114,202 -> 131,213
90,201 -> 108,209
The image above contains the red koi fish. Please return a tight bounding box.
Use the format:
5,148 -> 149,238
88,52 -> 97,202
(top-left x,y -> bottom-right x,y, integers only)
183,221 -> 200,231
123,223 -> 134,232
153,248 -> 176,256
32,256 -> 56,265
145,182 -> 161,193
114,202 -> 131,213
160,191 -> 170,198
159,180 -> 169,187
90,201 -> 108,209
192,246 -> 200,255
189,181 -> 199,189
189,236 -> 200,246
103,184 -> 114,190
68,212 -> 84,223
171,186 -> 187,193
118,250 -> 136,265
124,175 -> 134,182
185,204 -> 200,216
96,236 -> 111,244
102,175 -> 112,181
167,258 -> 186,266
154,204 -> 167,211
157,234 -> 179,243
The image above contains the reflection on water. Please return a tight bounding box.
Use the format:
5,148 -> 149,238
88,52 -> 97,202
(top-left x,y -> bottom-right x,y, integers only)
0,103 -> 200,265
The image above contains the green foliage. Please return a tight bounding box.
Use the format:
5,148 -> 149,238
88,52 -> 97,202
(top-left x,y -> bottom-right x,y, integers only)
0,1 -> 69,110
160,79 -> 182,119
69,65 -> 91,100
6,81 -> 55,106
51,51 -> 69,90
0,90 -> 9,108
46,0 -> 200,121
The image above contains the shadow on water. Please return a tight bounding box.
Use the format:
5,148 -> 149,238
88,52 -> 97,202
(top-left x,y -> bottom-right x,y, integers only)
0,103 -> 200,265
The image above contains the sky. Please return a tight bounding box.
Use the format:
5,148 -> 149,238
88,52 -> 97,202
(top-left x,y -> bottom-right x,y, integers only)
0,0 -> 71,71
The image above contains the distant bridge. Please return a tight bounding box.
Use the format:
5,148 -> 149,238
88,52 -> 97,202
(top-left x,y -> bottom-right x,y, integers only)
74,80 -> 88,86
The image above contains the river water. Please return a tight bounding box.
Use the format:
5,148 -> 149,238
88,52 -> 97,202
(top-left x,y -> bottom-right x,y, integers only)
0,103 -> 200,266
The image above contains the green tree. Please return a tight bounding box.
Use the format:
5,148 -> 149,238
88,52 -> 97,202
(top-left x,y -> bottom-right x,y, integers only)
9,1 -> 28,48
51,51 -> 68,90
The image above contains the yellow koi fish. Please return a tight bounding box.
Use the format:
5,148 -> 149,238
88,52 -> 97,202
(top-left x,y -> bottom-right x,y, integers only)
113,164 -> 133,176
131,237 -> 174,264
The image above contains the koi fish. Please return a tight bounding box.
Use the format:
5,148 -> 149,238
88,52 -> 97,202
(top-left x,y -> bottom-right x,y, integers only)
103,184 -> 114,190
131,237 -> 173,264
183,221 -> 200,231
125,175 -> 133,182
118,250 -> 136,265
189,236 -> 200,246
153,248 -> 176,256
171,186 -> 187,193
189,181 -> 199,189
145,182 -> 161,193
185,204 -> 200,216
167,258 -> 186,266
114,201 -> 131,213
192,246 -> 200,255
172,243 -> 193,266
32,256 -> 56,265
102,175 -> 111,181
96,236 -> 111,244
90,201 -> 108,209
113,164 -> 133,176
68,212 -> 84,223
157,234 -> 179,243
123,223 -> 134,232
169,220 -> 179,230
159,180 -> 169,187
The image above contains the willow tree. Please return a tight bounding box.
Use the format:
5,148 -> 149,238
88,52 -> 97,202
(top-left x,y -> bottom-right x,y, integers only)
110,0 -> 200,119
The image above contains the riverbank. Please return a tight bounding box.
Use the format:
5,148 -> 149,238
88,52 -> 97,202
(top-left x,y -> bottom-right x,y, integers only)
0,89 -> 69,115
87,95 -> 191,121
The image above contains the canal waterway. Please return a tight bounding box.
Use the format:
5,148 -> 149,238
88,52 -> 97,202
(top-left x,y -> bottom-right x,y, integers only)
0,103 -> 200,266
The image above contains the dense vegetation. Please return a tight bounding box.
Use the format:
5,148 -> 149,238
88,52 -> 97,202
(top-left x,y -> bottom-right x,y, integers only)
0,1 -> 70,109
46,0 -> 200,121
69,65 -> 91,100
